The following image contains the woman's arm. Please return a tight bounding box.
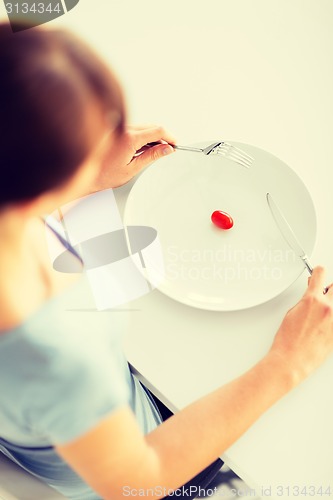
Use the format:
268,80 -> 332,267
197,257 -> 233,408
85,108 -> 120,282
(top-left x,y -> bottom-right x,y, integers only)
42,125 -> 176,211
56,267 -> 333,500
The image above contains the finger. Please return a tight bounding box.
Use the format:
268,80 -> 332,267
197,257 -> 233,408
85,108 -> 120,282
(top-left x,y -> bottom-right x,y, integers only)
133,142 -> 170,156
130,144 -> 174,174
133,144 -> 154,156
131,126 -> 177,150
306,266 -> 326,295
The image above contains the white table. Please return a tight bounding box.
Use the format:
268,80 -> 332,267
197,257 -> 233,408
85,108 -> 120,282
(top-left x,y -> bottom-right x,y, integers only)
1,1 -> 333,499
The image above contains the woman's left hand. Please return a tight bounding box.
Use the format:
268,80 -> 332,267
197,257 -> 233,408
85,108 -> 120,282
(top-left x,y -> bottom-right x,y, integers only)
94,124 -> 176,190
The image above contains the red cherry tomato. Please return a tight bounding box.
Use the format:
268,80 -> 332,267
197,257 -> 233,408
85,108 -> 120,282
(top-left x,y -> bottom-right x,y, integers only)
211,210 -> 234,230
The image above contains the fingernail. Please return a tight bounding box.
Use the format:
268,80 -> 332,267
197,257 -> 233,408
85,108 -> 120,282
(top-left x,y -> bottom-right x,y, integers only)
163,145 -> 174,156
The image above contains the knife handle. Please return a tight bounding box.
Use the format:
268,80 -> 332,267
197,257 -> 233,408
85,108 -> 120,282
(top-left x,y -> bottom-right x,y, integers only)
302,257 -> 329,294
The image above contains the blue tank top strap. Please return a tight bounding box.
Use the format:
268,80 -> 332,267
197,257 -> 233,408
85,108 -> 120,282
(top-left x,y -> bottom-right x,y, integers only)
41,217 -> 84,265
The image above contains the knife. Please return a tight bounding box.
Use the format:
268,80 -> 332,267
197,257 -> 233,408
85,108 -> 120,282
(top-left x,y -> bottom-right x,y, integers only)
266,193 -> 330,294
266,192 -> 314,275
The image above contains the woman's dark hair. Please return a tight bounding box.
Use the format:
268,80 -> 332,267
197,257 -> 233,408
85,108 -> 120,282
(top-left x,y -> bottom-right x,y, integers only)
0,22 -> 126,206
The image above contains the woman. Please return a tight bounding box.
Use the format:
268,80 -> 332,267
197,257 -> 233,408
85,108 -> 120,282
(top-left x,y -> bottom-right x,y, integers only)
0,21 -> 333,500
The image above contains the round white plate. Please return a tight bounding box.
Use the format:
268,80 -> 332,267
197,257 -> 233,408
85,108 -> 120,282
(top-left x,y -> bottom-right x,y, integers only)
124,142 -> 316,311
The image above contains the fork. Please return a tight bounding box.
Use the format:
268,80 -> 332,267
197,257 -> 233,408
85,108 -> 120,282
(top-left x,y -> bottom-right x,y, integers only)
144,141 -> 253,168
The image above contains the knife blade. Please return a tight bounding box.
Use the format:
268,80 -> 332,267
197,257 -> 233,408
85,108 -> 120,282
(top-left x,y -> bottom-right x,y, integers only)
266,192 -> 313,275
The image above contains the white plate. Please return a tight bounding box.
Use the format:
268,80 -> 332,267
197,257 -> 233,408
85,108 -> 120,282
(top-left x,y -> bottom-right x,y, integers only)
124,142 -> 316,311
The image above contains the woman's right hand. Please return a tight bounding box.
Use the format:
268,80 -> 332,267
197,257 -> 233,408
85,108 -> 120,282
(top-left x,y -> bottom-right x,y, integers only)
269,266 -> 333,385
93,125 -> 175,191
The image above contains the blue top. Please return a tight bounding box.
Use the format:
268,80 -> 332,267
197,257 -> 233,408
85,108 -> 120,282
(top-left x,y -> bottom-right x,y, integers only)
0,276 -> 162,499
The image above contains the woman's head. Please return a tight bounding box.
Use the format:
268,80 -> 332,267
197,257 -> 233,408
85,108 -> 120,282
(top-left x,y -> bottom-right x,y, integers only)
0,22 -> 125,208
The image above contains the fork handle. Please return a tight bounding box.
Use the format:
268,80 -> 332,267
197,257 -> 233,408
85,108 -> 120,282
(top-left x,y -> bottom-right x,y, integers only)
146,142 -> 203,153
173,145 -> 203,152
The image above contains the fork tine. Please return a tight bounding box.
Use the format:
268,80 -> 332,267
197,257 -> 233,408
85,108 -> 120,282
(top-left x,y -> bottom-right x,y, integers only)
224,157 -> 251,168
227,156 -> 252,168
218,143 -> 254,163
217,145 -> 248,157
227,152 -> 253,165
218,149 -> 253,165
217,152 -> 253,167
216,149 -> 252,168
214,145 -> 252,163
218,142 -> 253,157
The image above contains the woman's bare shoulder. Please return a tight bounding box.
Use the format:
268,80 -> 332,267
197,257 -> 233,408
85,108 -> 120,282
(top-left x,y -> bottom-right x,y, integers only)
0,219 -> 80,332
